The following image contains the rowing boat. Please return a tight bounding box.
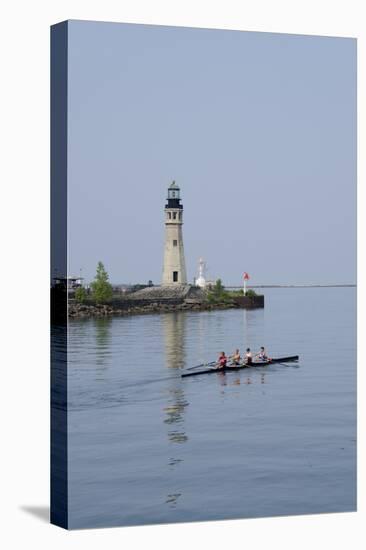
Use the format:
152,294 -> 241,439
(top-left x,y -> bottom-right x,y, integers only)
181,355 -> 299,378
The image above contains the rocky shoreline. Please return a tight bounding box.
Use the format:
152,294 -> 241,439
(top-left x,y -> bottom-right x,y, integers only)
58,284 -> 264,319
68,290 -> 264,320
68,299 -> 257,319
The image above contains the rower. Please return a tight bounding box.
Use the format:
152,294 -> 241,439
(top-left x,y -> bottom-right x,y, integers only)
255,346 -> 268,361
217,352 -> 228,369
230,349 -> 241,365
244,348 -> 252,365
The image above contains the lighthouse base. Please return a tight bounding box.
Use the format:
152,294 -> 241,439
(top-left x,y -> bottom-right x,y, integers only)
127,284 -> 192,301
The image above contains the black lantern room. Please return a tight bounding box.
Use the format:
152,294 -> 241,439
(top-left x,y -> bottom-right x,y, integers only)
166,181 -> 183,209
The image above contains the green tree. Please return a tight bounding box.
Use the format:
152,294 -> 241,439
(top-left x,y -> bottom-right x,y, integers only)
75,286 -> 87,303
90,261 -> 113,304
214,278 -> 224,295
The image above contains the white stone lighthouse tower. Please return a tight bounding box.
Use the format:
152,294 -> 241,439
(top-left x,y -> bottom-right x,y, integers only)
162,181 -> 187,285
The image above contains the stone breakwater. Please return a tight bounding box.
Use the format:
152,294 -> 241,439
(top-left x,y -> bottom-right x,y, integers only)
68,286 -> 264,319
68,300 -> 251,318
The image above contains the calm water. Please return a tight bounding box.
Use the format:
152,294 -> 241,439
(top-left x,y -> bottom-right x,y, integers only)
64,288 -> 356,528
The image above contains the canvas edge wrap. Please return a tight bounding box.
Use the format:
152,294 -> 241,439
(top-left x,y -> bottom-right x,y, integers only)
50,20 -> 68,529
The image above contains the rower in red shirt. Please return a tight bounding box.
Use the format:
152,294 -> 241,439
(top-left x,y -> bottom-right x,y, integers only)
217,352 -> 228,369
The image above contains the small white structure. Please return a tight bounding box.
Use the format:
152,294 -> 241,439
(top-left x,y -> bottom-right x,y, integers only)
162,181 -> 187,285
196,257 -> 207,288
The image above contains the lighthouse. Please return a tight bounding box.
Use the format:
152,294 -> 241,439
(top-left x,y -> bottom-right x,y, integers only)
162,181 -> 187,285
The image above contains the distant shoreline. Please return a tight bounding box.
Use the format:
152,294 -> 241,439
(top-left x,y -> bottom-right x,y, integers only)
227,284 -> 356,289
96,283 -> 356,293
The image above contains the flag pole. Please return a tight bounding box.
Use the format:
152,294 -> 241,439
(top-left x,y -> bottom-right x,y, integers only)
243,272 -> 249,296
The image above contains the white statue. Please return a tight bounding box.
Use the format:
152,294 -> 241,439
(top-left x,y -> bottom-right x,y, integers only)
196,257 -> 206,288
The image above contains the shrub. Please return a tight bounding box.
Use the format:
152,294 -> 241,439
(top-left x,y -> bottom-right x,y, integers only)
206,279 -> 234,305
75,286 -> 87,303
229,289 -> 244,297
245,289 -> 257,297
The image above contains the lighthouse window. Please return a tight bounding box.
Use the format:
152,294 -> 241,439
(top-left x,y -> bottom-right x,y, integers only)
179,212 -> 182,220
168,212 -> 171,219
173,271 -> 178,282
173,212 -> 177,220
173,240 -> 178,247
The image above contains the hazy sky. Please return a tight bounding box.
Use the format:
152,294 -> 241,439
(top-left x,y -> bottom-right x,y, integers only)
67,20 -> 356,286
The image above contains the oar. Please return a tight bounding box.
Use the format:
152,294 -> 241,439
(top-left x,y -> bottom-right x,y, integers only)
273,359 -> 299,367
186,360 -> 217,371
276,361 -> 299,367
